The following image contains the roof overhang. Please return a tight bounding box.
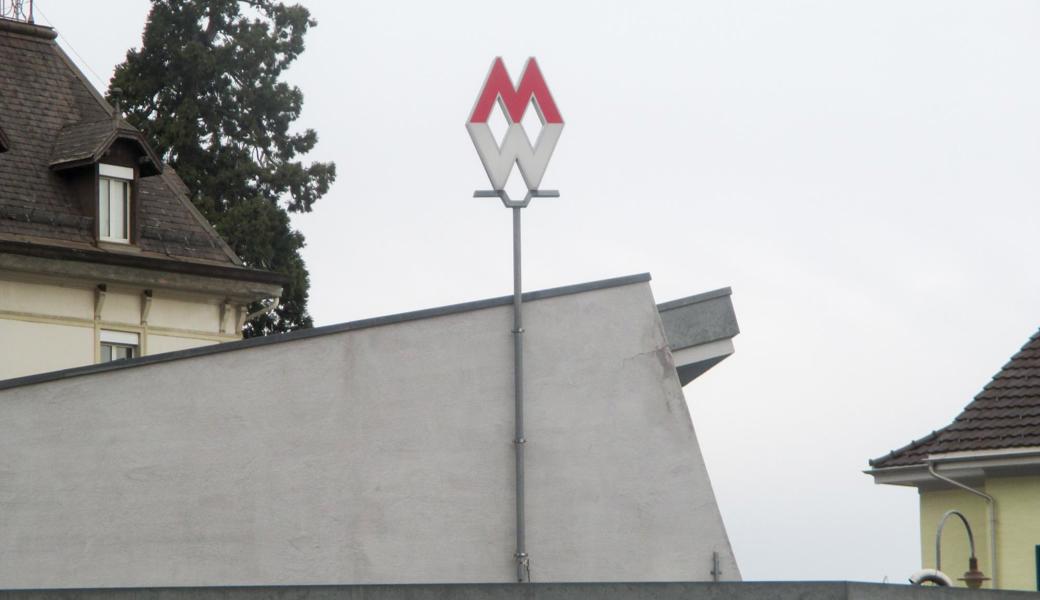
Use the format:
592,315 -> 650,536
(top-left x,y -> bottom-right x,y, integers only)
0,126 -> 8,153
865,446 -> 1040,488
657,287 -> 739,385
0,238 -> 285,300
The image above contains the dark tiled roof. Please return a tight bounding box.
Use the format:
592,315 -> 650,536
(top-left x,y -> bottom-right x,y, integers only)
870,329 -> 1040,468
50,118 -> 162,174
0,19 -> 243,268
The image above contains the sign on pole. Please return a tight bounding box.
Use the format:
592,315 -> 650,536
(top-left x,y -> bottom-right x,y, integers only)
468,57 -> 564,203
467,57 -> 564,583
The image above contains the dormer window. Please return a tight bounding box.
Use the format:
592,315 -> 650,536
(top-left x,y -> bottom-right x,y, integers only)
98,164 -> 133,243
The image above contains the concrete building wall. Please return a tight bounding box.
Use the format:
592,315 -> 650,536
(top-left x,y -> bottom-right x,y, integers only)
919,476 -> 1040,591
0,271 -> 241,380
0,280 -> 739,588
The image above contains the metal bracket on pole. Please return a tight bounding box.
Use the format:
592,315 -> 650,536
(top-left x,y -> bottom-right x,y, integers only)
474,189 -> 559,209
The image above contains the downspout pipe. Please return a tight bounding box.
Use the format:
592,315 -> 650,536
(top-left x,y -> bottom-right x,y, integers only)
927,461 -> 997,588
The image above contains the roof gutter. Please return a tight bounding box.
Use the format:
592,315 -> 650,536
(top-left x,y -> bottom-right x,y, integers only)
928,447 -> 1040,464
926,461 -> 997,589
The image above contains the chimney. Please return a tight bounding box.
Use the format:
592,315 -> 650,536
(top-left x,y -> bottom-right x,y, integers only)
111,87 -> 123,122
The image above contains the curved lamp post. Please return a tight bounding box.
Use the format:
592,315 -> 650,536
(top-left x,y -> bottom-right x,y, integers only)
933,509 -> 991,589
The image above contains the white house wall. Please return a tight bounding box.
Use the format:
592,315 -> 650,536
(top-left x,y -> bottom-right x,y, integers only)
0,271 -> 243,380
0,319 -> 94,377
0,280 -> 739,587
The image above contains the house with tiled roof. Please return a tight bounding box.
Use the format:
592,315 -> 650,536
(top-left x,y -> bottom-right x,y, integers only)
866,329 -> 1040,591
0,15 -> 283,380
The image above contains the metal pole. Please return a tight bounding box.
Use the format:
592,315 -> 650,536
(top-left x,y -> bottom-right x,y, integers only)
475,188 -> 556,583
512,205 -> 528,583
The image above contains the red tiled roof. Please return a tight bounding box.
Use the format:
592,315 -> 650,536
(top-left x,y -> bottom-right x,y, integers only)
870,329 -> 1040,468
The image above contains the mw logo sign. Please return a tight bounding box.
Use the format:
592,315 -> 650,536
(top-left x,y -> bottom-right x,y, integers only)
467,57 -> 564,191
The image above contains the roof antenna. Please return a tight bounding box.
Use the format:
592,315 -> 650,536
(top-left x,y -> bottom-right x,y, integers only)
110,87 -> 123,123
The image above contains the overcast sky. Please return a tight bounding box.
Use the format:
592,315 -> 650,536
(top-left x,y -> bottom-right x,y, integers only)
36,0 -> 1040,584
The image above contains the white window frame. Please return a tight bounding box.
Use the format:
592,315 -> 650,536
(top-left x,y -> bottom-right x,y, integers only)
98,164 -> 134,244
99,329 -> 140,363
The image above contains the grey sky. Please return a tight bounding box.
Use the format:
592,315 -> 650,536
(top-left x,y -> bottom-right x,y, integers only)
36,0 -> 1040,583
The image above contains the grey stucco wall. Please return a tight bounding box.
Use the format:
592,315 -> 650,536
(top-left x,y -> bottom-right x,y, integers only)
0,281 -> 737,588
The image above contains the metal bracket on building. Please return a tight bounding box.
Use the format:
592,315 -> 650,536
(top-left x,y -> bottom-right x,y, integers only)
241,297 -> 280,331
219,299 -> 232,334
237,305 -> 249,332
140,289 -> 153,326
474,189 -> 559,209
515,551 -> 530,581
94,284 -> 107,320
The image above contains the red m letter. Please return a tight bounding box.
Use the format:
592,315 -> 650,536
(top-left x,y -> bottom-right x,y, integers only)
468,58 -> 563,125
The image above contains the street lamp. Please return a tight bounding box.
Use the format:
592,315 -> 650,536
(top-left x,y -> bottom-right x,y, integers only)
924,509 -> 991,589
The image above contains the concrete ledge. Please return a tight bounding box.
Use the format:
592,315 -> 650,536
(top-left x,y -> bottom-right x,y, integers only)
657,287 -> 739,351
657,287 -> 739,384
0,583 -> 1034,599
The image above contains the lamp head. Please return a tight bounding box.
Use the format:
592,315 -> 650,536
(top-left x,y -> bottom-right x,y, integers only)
959,557 -> 990,590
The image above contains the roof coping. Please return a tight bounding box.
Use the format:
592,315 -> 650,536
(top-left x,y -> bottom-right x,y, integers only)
657,287 -> 732,311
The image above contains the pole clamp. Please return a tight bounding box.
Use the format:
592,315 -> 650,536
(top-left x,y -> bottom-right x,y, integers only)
474,189 -> 559,209
512,327 -> 525,334
514,437 -> 527,445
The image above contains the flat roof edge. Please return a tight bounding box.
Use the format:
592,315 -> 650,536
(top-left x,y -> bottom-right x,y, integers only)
656,287 -> 732,311
656,287 -> 739,352
0,581 -> 1029,599
0,273 -> 652,392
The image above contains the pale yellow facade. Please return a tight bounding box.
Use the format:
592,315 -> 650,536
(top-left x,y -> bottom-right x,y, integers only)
0,266 -> 262,381
919,475 -> 1040,591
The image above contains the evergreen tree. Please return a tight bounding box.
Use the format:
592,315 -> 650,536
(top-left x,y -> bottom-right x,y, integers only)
109,0 -> 336,336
